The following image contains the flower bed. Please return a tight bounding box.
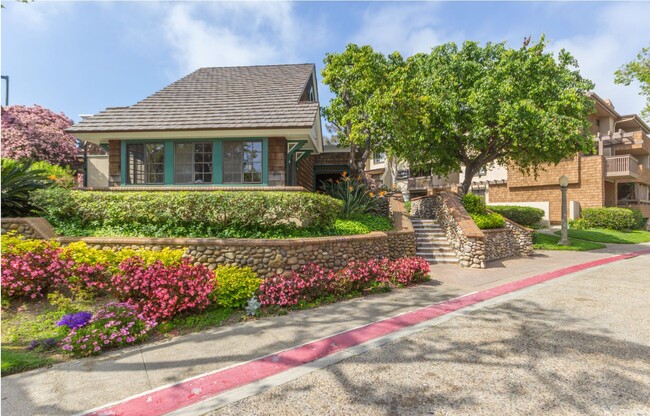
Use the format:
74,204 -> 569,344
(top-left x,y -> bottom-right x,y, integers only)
1,232 -> 429,374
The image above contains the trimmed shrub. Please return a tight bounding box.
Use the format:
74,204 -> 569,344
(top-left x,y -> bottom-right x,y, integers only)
470,212 -> 505,229
580,207 -> 639,230
212,266 -> 262,309
333,214 -> 393,235
569,218 -> 589,230
31,189 -> 342,235
487,205 -> 544,227
59,303 -> 156,357
111,258 -> 214,322
461,193 -> 486,215
630,208 -> 647,230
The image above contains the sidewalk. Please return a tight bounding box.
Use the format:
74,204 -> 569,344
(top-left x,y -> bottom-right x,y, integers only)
2,243 -> 649,416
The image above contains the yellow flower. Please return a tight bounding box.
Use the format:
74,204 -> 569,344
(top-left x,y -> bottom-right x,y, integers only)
48,175 -> 57,180
379,191 -> 386,197
369,192 -> 375,197
349,186 -> 354,191
342,171 -> 348,177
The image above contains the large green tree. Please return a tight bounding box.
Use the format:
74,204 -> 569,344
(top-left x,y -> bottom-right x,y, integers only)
381,37 -> 595,195
321,44 -> 401,174
615,44 -> 650,120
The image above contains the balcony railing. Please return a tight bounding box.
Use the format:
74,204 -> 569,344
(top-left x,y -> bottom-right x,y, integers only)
606,155 -> 639,178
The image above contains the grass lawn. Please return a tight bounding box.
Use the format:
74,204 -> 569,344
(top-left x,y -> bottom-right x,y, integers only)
554,229 -> 650,244
532,232 -> 606,251
1,347 -> 54,376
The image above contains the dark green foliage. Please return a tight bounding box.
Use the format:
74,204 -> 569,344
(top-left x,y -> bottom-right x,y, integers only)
31,189 -> 342,234
580,207 -> 641,231
487,205 -> 545,227
461,193 -> 486,214
470,213 -> 505,229
1,159 -> 51,217
629,208 -> 647,229
320,173 -> 384,218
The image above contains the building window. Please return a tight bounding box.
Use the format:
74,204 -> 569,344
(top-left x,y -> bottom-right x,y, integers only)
373,152 -> 386,163
222,141 -> 263,183
174,142 -> 213,184
126,143 -> 164,184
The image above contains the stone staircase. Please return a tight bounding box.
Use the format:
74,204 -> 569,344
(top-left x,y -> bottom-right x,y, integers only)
411,218 -> 458,264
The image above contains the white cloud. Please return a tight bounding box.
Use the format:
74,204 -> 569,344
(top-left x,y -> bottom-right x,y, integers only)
1,1 -> 72,30
551,2 -> 650,116
162,2 -> 305,74
352,3 -> 455,56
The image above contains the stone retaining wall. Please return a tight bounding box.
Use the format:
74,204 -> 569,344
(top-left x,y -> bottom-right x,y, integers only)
483,228 -> 520,262
412,192 -> 533,268
2,203 -> 416,278
431,193 -> 487,268
1,218 -> 57,239
411,196 -> 436,219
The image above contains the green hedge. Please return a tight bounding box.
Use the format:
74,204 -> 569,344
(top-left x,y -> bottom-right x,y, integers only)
580,207 -> 643,231
470,212 -> 506,229
31,189 -> 342,234
487,205 -> 544,227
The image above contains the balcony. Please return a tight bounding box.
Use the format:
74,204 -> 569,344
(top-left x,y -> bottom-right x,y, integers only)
606,155 -> 640,179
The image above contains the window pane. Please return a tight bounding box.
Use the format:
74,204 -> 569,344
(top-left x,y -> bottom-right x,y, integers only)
127,143 -> 164,184
175,143 -> 193,184
223,141 -> 243,183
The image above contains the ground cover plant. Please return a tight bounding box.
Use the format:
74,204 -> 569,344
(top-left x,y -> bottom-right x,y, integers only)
554,228 -> 650,244
532,232 -> 606,251
1,233 -> 430,375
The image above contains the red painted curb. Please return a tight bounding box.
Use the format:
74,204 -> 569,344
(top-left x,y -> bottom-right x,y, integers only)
87,248 -> 650,416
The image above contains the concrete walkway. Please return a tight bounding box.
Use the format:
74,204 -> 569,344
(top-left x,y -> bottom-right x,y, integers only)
2,243 -> 649,415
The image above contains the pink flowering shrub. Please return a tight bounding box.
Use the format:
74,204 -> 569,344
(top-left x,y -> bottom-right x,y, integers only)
337,258 -> 391,293
1,105 -> 79,166
1,247 -> 72,299
387,257 -> 431,286
1,237 -> 110,299
259,257 -> 430,307
60,303 -> 156,357
111,258 -> 214,322
258,263 -> 337,307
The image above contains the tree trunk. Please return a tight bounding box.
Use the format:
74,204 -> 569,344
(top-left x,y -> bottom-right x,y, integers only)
460,166 -> 476,196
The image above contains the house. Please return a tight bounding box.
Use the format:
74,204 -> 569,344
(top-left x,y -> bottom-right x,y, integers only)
363,93 -> 650,223
68,64 -> 339,190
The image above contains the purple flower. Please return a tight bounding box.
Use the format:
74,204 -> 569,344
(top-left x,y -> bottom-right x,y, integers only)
57,311 -> 93,329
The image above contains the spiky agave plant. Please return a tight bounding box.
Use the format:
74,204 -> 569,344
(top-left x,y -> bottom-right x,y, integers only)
1,158 -> 52,217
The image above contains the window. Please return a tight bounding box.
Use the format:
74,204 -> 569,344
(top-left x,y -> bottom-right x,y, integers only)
223,141 -> 263,183
174,142 -> 213,184
373,152 -> 386,163
126,143 -> 164,184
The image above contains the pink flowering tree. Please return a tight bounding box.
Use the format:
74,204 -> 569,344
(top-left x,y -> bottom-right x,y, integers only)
1,105 -> 79,166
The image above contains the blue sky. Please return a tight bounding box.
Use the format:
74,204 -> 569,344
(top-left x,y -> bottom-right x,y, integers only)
2,1 -> 649,125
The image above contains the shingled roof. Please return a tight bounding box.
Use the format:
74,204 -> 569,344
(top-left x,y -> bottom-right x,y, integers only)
68,64 -> 320,133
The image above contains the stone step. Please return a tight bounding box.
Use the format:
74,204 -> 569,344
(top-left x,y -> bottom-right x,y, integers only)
416,244 -> 454,252
419,256 -> 459,264
412,226 -> 444,231
416,250 -> 458,258
416,236 -> 448,242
